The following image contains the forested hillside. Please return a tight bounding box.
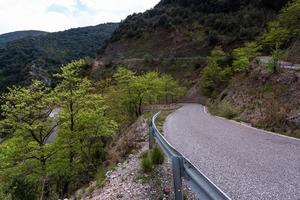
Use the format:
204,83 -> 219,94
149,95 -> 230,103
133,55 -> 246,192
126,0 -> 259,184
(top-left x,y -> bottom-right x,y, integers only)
0,23 -> 118,92
101,0 -> 289,59
0,30 -> 48,47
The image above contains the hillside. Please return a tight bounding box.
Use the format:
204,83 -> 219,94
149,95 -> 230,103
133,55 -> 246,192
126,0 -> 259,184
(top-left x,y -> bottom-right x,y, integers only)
100,0 -> 289,60
0,23 -> 118,91
0,30 -> 48,47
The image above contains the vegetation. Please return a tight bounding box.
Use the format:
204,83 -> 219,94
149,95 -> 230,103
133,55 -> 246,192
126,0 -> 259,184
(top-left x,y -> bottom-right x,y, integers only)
0,23 -> 118,92
261,0 -> 300,49
0,56 -> 185,199
0,60 -> 118,199
199,47 -> 232,97
232,42 -> 261,72
111,0 -> 289,46
140,152 -> 153,173
0,30 -> 47,47
140,147 -> 164,173
209,101 -> 239,120
151,147 -> 165,165
106,67 -> 185,122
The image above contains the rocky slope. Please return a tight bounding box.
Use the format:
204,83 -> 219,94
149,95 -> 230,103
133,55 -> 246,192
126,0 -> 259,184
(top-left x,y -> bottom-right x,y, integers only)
215,61 -> 300,138
71,112 -> 197,200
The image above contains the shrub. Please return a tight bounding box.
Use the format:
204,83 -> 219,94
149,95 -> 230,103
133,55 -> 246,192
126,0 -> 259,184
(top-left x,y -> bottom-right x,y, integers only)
199,61 -> 232,98
151,147 -> 165,165
210,101 -> 239,119
199,47 -> 232,98
232,42 -> 261,72
141,154 -> 153,173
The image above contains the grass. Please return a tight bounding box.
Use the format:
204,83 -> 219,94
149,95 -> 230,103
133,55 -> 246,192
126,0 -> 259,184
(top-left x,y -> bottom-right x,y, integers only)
140,151 -> 153,173
151,146 -> 165,165
140,147 -> 165,173
209,101 -> 239,120
95,164 -> 116,187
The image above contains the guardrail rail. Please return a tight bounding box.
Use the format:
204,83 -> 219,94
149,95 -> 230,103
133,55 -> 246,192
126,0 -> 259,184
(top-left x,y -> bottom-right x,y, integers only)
149,112 -> 231,200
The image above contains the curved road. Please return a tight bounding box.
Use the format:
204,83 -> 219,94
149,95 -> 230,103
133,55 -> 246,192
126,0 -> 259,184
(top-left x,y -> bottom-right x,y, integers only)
164,104 -> 300,200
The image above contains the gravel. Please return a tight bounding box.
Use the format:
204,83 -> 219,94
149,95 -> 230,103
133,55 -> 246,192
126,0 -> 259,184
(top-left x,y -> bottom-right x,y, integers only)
71,114 -> 197,200
164,104 -> 300,200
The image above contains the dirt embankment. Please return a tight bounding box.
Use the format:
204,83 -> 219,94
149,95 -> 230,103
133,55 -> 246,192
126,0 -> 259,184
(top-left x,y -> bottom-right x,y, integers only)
216,62 -> 300,138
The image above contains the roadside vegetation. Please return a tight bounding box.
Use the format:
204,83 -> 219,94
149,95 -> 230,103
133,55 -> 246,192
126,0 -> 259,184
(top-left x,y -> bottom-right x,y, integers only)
0,60 -> 185,199
200,0 -> 300,137
140,146 -> 165,173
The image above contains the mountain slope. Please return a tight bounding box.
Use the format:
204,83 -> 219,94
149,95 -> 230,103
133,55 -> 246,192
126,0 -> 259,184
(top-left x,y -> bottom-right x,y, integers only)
101,0 -> 290,59
0,30 -> 48,47
0,23 -> 118,91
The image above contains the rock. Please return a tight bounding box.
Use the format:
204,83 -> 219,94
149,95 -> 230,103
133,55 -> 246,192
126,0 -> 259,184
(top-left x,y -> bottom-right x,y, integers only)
163,187 -> 171,195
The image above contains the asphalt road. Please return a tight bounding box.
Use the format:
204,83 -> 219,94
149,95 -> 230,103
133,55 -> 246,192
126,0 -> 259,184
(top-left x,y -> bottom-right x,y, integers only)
164,104 -> 300,200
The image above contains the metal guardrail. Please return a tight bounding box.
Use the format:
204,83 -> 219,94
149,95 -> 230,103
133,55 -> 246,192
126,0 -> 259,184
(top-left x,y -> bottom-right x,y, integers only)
149,112 -> 231,200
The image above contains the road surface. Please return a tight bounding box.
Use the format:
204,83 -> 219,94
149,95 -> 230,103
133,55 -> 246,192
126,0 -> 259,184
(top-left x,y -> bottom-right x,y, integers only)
164,104 -> 300,200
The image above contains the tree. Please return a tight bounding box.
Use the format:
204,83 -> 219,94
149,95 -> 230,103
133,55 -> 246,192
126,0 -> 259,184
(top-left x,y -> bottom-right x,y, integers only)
52,60 -> 117,197
280,0 -> 300,33
232,42 -> 261,72
109,67 -> 185,118
0,81 -> 58,200
160,75 -> 186,103
261,0 -> 300,49
200,47 -> 232,97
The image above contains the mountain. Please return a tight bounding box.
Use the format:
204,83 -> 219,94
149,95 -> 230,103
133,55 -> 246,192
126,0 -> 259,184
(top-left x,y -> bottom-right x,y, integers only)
0,30 -> 48,47
0,23 -> 118,91
101,0 -> 290,59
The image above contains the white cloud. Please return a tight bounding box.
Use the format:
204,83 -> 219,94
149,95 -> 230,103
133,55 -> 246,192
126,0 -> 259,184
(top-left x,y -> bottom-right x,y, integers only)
0,0 -> 160,34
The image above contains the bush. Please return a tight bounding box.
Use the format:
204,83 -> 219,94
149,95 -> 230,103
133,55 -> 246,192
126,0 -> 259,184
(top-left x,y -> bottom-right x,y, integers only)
199,47 -> 232,98
151,147 -> 165,165
210,101 -> 239,119
199,61 -> 232,97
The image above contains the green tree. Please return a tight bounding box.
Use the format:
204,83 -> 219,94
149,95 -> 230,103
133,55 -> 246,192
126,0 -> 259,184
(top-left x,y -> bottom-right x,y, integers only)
200,60 -> 232,97
160,75 -> 186,103
109,68 -> 185,118
261,0 -> 300,48
52,60 -> 117,197
0,81 -> 58,200
232,42 -> 261,72
200,47 -> 232,97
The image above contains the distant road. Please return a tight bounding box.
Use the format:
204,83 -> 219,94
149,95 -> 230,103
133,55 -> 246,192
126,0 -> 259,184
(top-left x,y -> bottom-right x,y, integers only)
165,104 -> 300,200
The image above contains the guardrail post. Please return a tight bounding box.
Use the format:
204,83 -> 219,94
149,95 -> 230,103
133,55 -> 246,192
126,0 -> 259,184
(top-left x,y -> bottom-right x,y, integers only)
172,156 -> 183,200
149,121 -> 154,149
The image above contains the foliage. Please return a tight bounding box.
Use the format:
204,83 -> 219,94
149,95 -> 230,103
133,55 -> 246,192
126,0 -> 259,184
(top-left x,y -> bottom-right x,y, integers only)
151,147 -> 164,165
267,45 -> 282,73
232,42 -> 262,72
200,48 -> 232,97
0,80 -> 58,199
261,0 -> 300,49
111,0 -> 289,47
0,60 -> 117,199
106,67 -> 185,120
0,30 -> 47,47
0,23 -> 118,92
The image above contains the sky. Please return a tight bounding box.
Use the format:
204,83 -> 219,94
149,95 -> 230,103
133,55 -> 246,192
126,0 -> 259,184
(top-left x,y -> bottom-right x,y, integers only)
0,0 -> 160,34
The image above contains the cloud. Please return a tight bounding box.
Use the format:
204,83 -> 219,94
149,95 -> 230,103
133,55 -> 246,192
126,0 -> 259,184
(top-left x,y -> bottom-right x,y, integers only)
0,0 -> 160,34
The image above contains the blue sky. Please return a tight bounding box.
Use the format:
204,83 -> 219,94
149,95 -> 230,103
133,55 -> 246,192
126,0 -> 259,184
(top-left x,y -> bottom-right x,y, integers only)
0,0 -> 160,34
